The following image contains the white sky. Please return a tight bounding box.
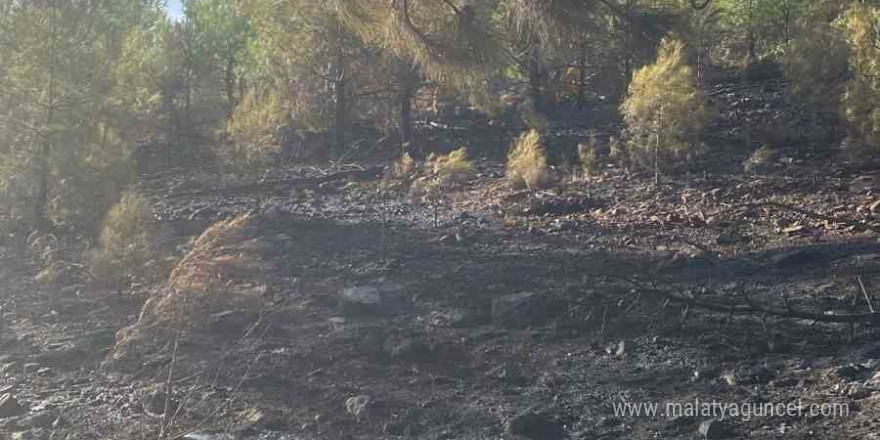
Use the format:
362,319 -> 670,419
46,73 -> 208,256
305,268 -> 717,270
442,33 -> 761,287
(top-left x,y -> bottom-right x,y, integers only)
166,0 -> 184,21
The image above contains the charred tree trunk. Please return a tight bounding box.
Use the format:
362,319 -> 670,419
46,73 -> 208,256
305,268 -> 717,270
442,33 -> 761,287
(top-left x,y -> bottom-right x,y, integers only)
335,77 -> 346,153
398,59 -> 417,154
529,44 -> 543,110
577,44 -> 587,109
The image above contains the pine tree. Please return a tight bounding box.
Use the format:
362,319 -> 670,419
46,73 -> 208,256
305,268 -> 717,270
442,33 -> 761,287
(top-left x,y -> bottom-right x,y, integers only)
620,38 -> 707,180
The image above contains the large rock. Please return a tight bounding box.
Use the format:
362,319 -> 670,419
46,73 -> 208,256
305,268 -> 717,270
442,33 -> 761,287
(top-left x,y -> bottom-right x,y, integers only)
491,292 -> 561,329
503,412 -> 565,440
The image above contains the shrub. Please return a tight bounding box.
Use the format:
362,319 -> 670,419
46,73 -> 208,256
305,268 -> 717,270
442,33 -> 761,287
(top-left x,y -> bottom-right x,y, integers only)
836,3 -> 880,151
429,147 -> 474,185
782,4 -> 848,119
743,145 -> 775,174
110,214 -> 264,362
578,133 -> 600,177
507,130 -> 548,189
223,91 -> 286,169
87,192 -> 163,290
620,38 -> 708,172
392,152 -> 417,178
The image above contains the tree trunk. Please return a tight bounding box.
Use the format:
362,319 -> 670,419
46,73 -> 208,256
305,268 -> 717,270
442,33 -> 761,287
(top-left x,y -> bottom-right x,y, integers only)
335,78 -> 346,152
398,60 -> 416,154
577,44 -> 587,109
35,0 -> 57,232
529,44 -> 543,110
225,54 -> 236,115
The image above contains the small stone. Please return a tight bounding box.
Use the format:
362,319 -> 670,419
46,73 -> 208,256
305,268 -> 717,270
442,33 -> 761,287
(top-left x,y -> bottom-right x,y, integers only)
0,393 -> 22,418
698,419 -> 729,439
503,412 -> 565,440
345,395 -> 370,420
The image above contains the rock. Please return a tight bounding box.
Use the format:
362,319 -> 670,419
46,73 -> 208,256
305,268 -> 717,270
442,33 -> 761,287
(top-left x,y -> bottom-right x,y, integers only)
88,329 -> 117,349
503,412 -> 565,440
491,292 -> 561,329
0,393 -> 22,418
182,433 -> 233,440
341,286 -> 383,315
698,419 -> 729,439
0,362 -> 18,376
22,363 -> 40,375
144,390 -> 178,417
232,407 -> 282,437
485,362 -> 525,384
383,336 -> 432,362
835,364 -> 864,381
345,395 -> 371,420
21,411 -> 55,429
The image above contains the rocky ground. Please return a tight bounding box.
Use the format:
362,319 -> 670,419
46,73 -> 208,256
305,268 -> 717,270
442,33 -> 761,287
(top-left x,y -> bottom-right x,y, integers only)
2,77 -> 880,440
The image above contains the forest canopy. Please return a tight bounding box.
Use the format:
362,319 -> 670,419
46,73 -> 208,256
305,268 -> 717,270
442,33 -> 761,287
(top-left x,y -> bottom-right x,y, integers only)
0,0 -> 878,236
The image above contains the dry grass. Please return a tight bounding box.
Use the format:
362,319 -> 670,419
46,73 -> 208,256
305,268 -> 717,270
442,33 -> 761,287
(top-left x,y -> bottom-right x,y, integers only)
392,151 -> 417,178
110,214 -> 264,362
429,147 -> 474,185
507,130 -> 548,189
87,192 -> 167,290
578,134 -> 600,178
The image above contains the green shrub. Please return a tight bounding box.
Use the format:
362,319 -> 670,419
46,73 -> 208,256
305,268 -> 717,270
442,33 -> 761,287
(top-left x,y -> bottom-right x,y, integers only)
578,133 -> 601,178
836,3 -> 880,151
507,130 -> 549,189
620,38 -> 708,172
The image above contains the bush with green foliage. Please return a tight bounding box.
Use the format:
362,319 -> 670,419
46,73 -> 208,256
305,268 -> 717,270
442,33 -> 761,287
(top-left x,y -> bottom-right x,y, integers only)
620,39 -> 708,172
507,130 -> 549,189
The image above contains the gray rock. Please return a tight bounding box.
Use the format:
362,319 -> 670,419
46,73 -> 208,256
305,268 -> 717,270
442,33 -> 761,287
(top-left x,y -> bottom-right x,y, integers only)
503,412 -> 565,440
345,395 -> 371,420
698,419 -> 729,439
21,411 -> 55,429
835,364 -> 864,381
22,363 -> 40,375
341,286 -> 383,315
491,292 -> 561,329
383,336 -> 432,362
485,362 -> 525,384
0,393 -> 22,418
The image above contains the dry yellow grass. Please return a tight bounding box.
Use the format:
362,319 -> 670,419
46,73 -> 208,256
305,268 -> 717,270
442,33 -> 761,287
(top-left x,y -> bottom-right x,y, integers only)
110,213 -> 264,362
507,130 -> 548,189
87,191 -> 165,290
429,147 -> 474,185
